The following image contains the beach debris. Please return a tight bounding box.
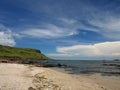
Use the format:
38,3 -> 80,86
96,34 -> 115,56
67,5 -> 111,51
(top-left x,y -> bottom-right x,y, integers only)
28,87 -> 36,90
33,74 -> 61,90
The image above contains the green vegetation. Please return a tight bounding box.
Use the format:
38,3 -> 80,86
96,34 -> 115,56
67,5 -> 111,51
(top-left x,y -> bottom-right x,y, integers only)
0,45 -> 50,60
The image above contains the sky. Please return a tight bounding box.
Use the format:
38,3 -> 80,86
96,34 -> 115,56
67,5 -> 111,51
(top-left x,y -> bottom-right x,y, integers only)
0,0 -> 120,60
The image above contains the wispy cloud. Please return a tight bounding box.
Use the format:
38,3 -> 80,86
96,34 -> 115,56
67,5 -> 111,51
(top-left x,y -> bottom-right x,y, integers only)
21,24 -> 78,38
87,16 -> 120,40
18,14 -> 120,41
59,18 -> 77,25
48,41 -> 120,59
0,24 -> 16,46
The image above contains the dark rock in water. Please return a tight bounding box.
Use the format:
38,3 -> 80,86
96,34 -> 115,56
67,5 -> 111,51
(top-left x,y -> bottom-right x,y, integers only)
1,60 -> 8,63
114,59 -> 120,61
57,63 -> 62,67
43,64 -> 56,67
103,63 -> 120,68
102,71 -> 120,75
27,61 -> 35,64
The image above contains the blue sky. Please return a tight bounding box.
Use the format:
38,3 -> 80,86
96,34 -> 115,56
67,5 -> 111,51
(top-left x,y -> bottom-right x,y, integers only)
0,0 -> 120,60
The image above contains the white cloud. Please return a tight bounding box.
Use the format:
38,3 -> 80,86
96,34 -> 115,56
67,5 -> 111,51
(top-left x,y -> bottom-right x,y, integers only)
0,24 -> 16,46
48,41 -> 120,59
87,15 -> 120,40
21,24 -> 78,38
59,18 -> 77,25
59,16 -> 120,40
20,18 -> 99,39
18,14 -> 120,40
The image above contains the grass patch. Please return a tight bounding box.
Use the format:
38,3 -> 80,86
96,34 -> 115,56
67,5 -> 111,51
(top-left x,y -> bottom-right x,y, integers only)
0,45 -> 50,60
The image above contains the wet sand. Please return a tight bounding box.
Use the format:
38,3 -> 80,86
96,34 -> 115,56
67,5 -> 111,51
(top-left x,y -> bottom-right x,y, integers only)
78,74 -> 120,90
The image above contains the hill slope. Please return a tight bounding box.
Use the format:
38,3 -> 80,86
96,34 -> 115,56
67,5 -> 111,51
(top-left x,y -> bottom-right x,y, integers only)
0,45 -> 50,60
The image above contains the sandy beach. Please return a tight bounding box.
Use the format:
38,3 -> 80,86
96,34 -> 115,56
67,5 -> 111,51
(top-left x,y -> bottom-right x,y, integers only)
0,63 -> 120,90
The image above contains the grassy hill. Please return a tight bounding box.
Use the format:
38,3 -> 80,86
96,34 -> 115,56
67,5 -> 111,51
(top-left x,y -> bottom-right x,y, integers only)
0,45 -> 50,60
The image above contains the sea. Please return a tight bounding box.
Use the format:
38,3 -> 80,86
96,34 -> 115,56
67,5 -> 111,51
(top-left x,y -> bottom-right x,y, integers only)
34,60 -> 120,76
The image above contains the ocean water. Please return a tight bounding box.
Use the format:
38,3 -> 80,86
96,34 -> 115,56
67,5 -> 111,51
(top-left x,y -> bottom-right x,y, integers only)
26,60 -> 120,76
40,60 -> 120,76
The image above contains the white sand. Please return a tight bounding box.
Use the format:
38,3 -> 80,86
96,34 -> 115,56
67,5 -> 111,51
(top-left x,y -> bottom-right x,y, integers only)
0,63 -> 119,90
0,63 -> 44,90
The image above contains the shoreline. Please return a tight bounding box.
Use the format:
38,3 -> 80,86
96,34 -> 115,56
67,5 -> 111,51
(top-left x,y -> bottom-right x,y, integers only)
50,67 -> 120,90
0,63 -> 120,90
